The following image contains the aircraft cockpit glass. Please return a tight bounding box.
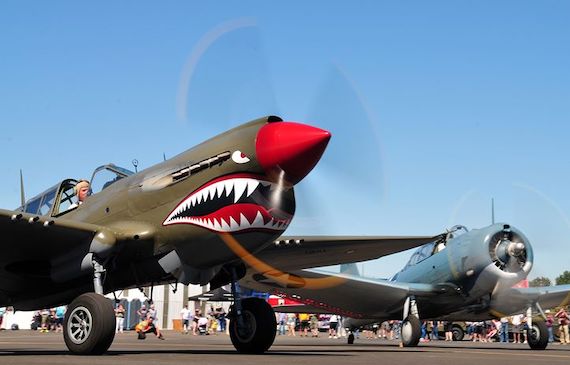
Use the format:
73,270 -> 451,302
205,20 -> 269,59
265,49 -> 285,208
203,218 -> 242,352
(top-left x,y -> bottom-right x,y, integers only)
22,186 -> 58,215
55,181 -> 78,215
90,164 -> 133,195
448,225 -> 468,237
23,197 -> 41,215
38,188 -> 57,215
21,183 -> 68,216
404,242 -> 436,268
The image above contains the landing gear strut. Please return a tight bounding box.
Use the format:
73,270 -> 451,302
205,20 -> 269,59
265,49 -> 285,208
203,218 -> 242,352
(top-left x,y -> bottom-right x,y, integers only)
63,257 -> 116,355
228,269 -> 276,353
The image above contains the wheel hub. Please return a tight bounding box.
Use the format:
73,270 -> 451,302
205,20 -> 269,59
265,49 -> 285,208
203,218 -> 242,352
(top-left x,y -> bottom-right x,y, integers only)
68,306 -> 93,345
235,310 -> 256,342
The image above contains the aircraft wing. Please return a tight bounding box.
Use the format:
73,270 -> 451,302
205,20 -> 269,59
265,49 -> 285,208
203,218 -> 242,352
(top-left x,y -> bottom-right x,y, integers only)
253,234 -> 444,272
241,268 -> 447,319
491,285 -> 570,315
0,208 -> 154,297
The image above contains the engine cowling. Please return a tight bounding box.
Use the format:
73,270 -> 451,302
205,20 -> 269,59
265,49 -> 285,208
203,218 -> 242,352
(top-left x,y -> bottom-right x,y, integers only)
488,225 -> 533,276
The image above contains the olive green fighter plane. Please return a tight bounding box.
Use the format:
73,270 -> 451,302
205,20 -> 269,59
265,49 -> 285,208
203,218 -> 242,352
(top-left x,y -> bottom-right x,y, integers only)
0,116 -> 442,355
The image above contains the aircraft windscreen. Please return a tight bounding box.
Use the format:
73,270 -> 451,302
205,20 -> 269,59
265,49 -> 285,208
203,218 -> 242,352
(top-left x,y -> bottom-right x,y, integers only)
90,165 -> 134,195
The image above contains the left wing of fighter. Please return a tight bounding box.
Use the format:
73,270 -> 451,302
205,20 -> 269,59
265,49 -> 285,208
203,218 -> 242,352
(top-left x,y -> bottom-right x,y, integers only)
0,208 -> 154,306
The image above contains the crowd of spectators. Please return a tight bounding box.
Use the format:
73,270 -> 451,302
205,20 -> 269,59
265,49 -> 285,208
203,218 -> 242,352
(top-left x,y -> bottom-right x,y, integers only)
1,302 -> 569,347
270,305 -> 570,346
179,305 -> 227,335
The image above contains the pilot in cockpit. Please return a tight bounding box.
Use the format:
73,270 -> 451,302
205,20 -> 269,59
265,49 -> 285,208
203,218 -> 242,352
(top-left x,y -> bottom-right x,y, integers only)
69,180 -> 90,209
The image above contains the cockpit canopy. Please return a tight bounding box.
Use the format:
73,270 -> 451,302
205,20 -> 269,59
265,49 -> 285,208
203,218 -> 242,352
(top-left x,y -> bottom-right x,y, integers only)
400,225 -> 469,270
89,164 -> 134,195
18,164 -> 134,217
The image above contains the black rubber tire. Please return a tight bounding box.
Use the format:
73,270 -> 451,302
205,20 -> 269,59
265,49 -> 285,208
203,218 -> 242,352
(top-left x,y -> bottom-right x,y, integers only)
452,324 -> 464,341
348,333 -> 355,344
401,315 -> 421,347
63,293 -> 116,355
528,320 -> 548,350
229,297 -> 276,354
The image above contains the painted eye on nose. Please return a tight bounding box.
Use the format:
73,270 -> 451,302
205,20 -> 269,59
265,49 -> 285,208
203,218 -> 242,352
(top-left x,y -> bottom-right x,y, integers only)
232,150 -> 250,164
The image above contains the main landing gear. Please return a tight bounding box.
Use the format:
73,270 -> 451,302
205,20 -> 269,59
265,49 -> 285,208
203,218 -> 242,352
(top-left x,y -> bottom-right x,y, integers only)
400,297 -> 421,347
526,305 -> 549,350
63,258 -> 116,355
228,271 -> 276,353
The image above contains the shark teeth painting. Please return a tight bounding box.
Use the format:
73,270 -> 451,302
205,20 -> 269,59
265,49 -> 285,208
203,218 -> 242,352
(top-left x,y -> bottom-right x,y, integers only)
163,173 -> 293,233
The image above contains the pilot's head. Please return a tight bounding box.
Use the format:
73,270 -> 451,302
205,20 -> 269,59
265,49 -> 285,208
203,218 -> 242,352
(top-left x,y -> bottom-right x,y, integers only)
75,180 -> 90,203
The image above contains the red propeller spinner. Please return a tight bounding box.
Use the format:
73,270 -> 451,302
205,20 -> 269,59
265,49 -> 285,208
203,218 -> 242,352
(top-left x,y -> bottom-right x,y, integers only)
256,121 -> 331,185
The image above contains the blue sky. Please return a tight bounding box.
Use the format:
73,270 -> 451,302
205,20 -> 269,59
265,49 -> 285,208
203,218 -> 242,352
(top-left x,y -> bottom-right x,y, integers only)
1,1 -> 569,281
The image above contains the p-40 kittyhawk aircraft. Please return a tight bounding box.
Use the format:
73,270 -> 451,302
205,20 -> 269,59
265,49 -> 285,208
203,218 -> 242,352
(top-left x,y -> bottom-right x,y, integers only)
0,116 -> 443,355
243,224 -> 570,350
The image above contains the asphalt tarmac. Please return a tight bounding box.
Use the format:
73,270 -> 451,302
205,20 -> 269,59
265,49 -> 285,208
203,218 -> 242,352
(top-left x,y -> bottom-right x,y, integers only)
1,330 -> 570,365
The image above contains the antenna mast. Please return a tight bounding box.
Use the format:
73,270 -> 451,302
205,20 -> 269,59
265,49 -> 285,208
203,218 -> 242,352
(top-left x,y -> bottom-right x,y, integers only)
19,169 -> 26,206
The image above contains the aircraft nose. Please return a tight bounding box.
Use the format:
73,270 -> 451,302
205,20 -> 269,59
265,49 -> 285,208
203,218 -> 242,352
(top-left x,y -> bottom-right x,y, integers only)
256,121 -> 331,185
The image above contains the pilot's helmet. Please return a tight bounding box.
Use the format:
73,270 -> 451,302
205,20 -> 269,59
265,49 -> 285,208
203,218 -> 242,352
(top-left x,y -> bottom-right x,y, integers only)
74,180 -> 90,194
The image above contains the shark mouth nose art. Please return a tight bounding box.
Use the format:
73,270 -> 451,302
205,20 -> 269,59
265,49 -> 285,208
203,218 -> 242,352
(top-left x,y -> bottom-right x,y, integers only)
163,173 -> 293,232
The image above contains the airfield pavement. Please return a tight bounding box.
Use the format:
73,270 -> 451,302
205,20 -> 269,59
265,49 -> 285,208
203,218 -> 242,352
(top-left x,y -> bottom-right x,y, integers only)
1,330 -> 570,365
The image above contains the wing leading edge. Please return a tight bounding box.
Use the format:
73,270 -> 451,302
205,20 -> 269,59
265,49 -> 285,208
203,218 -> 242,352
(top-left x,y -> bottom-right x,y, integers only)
254,234 -> 445,272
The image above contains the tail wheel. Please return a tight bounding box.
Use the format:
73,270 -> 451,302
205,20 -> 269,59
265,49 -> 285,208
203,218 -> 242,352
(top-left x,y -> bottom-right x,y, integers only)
63,293 -> 116,355
229,297 -> 276,353
401,315 -> 421,347
528,320 -> 548,350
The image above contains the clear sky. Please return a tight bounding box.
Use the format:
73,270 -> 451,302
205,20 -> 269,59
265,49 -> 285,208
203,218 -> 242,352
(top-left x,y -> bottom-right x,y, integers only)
1,1 -> 569,281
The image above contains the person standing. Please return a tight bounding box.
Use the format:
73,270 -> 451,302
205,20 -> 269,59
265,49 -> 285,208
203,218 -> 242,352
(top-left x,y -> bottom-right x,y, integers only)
192,309 -> 201,335
215,307 -> 226,333
329,314 -> 339,339
137,304 -> 148,322
546,311 -> 554,342
431,320 -> 439,340
299,313 -> 310,337
500,317 -> 509,343
148,304 -> 157,321
115,304 -> 125,333
55,306 -> 66,333
287,313 -> 297,336
310,314 -> 319,337
555,306 -> 570,344
180,305 -> 191,334
511,314 -> 523,343
277,312 -> 287,335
